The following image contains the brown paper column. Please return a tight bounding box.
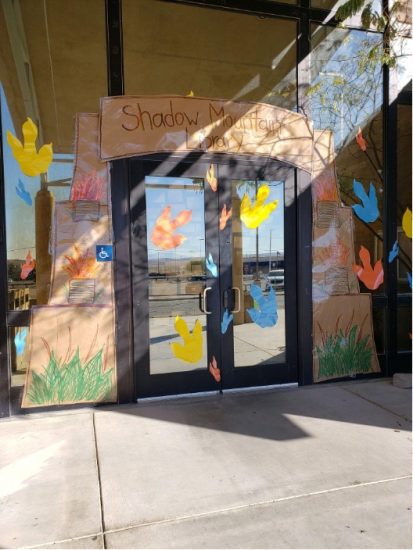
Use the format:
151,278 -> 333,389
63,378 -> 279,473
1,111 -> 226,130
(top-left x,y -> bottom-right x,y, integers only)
35,178 -> 53,305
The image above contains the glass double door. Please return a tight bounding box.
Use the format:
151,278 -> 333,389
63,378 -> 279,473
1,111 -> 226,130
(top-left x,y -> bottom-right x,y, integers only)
130,157 -> 297,398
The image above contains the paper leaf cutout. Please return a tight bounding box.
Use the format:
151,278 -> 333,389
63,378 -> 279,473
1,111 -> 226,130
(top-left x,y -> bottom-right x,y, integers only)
352,180 -> 379,223
247,285 -> 278,328
240,184 -> 278,229
221,308 -> 233,334
219,204 -> 232,230
20,250 -> 35,280
7,118 -> 53,176
209,356 -> 221,383
171,316 -> 203,363
206,165 -> 217,192
352,246 -> 384,290
206,253 -> 218,277
356,127 -> 367,152
388,241 -> 399,263
15,179 -> 32,206
14,328 -> 28,357
151,206 -> 192,250
402,208 -> 412,239
407,273 -> 412,289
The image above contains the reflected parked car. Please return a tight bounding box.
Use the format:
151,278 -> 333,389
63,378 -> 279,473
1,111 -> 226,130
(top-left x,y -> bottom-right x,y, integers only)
265,269 -> 284,290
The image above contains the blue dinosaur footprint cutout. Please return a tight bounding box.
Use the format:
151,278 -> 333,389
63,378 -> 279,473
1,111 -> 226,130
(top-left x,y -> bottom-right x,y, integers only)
221,308 -> 233,334
206,253 -> 218,277
247,285 -> 278,328
388,241 -> 399,263
15,179 -> 32,206
14,327 -> 28,356
352,179 -> 379,223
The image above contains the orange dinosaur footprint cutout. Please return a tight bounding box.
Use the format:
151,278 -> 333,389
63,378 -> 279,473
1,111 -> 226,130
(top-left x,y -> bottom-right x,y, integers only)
219,204 -> 232,230
352,245 -> 384,290
151,206 -> 192,250
356,127 -> 367,152
206,165 -> 218,192
7,118 -> 53,176
208,356 -> 221,382
20,250 -> 36,280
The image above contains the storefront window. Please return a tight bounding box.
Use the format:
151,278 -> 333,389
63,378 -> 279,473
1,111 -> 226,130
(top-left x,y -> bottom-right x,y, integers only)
310,25 -> 384,297
123,0 -> 297,111
0,0 -> 107,311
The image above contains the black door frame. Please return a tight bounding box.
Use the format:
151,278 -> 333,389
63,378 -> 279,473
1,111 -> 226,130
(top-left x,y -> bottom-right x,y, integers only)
119,152 -> 312,399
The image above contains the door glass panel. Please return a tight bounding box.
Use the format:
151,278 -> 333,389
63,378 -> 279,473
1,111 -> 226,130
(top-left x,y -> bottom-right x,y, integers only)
231,179 -> 286,367
145,176 -> 207,374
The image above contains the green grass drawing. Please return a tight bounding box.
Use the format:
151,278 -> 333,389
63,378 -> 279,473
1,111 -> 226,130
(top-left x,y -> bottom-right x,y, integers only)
27,346 -> 113,405
316,313 -> 373,378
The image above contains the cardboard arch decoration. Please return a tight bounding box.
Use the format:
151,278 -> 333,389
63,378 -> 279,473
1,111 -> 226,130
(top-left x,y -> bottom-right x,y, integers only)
22,96 -> 380,407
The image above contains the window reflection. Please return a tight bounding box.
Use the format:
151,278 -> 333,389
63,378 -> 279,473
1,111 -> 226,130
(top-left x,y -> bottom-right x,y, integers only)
310,25 -> 384,297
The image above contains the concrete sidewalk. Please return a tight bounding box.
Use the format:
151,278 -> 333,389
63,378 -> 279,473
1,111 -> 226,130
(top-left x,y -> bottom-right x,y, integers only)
0,378 -> 411,549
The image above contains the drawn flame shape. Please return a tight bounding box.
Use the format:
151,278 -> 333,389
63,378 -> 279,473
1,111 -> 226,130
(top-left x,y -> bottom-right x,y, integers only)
62,245 -> 98,279
7,118 -> 53,177
352,245 -> 384,290
208,356 -> 221,382
20,250 -> 36,280
206,165 -> 218,192
402,207 -> 412,239
356,127 -> 367,152
151,206 -> 192,250
219,204 -> 232,230
171,316 -> 203,363
240,184 -> 278,229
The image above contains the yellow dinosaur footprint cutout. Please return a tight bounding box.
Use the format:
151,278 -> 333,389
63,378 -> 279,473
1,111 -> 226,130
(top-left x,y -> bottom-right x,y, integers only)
240,184 -> 278,229
7,118 -> 53,177
171,316 -> 203,363
402,208 -> 412,239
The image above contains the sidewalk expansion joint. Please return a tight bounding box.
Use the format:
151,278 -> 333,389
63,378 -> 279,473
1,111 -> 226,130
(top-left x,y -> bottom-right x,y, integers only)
20,475 -> 412,549
341,386 -> 412,423
92,411 -> 106,549
103,475 -> 412,536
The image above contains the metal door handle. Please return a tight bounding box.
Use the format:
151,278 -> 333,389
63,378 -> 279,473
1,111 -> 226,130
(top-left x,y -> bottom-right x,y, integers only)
200,286 -> 212,314
231,286 -> 241,313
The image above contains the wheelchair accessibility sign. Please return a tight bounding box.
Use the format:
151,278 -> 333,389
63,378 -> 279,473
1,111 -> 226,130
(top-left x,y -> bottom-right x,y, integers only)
96,245 -> 113,262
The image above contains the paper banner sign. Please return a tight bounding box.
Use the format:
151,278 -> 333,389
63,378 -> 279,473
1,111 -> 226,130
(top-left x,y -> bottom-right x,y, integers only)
208,356 -> 221,382
352,246 -> 384,290
402,208 -> 412,239
221,309 -> 233,334
151,206 -> 192,250
15,179 -> 32,206
7,118 -> 53,177
247,285 -> 278,328
206,253 -> 218,277
171,316 -> 203,363
352,180 -> 379,223
388,241 -> 399,263
240,184 -> 278,229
